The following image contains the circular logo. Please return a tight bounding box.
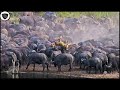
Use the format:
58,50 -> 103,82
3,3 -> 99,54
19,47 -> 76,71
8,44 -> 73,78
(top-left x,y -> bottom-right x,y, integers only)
1,11 -> 10,21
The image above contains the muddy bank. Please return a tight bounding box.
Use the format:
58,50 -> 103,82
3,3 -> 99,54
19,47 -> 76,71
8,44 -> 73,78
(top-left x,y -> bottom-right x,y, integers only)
4,65 -> 118,79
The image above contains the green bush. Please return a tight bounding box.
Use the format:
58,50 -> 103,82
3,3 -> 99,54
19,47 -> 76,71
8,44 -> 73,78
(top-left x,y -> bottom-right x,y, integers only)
9,12 -> 118,23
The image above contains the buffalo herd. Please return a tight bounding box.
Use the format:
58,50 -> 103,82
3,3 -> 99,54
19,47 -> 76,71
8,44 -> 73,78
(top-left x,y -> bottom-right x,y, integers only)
1,12 -> 119,74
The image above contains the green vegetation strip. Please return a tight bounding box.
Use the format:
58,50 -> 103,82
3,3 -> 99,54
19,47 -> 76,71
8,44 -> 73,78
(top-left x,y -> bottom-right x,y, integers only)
9,12 -> 118,24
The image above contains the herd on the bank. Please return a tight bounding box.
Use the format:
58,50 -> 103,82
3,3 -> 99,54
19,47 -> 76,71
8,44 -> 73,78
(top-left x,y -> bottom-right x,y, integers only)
1,12 -> 119,74
1,39 -> 119,74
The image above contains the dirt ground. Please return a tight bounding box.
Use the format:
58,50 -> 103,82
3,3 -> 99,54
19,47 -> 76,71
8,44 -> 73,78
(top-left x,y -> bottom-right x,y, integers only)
19,64 -> 119,79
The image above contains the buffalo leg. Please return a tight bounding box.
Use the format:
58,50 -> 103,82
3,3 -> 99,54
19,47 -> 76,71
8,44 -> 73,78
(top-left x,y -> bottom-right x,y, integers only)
45,63 -> 49,71
69,64 -> 72,71
17,61 -> 20,73
86,66 -> 90,73
83,65 -> 86,70
79,64 -> 81,69
88,67 -> 91,74
58,65 -> 61,72
86,66 -> 88,73
116,65 -> 119,72
117,67 -> 119,72
42,64 -> 45,72
26,62 -> 30,70
102,64 -> 105,73
101,68 -> 103,74
95,67 -> 97,74
19,60 -> 21,69
33,63 -> 35,71
79,61 -> 81,69
111,68 -> 114,74
12,60 -> 15,74
100,64 -> 103,74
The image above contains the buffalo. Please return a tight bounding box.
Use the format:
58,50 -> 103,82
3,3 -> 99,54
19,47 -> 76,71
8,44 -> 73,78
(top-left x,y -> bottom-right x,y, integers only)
74,51 -> 92,68
6,48 -> 22,68
53,53 -> 74,71
107,53 -> 119,72
26,52 -> 49,71
81,57 -> 103,74
1,54 -> 11,71
1,51 -> 19,73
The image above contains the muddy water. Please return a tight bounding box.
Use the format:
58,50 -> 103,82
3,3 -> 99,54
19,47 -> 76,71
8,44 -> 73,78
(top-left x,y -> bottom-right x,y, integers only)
1,72 -> 82,79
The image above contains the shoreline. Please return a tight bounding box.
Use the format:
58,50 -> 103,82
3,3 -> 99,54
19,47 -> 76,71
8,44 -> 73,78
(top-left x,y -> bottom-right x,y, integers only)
1,65 -> 119,79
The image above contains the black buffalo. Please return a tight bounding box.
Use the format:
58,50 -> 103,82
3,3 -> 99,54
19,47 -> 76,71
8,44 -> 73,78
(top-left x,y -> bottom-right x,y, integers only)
26,52 -> 49,71
53,53 -> 74,71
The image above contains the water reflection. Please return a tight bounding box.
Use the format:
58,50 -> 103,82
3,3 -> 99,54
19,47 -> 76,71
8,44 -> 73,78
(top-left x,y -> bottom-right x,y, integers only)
1,72 -> 80,79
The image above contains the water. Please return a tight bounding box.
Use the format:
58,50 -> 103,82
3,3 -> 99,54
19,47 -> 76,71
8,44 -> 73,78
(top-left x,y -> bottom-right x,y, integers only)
0,72 -> 81,79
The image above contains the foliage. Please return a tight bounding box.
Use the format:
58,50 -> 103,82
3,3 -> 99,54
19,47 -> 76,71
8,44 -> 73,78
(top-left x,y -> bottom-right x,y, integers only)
8,12 -> 118,23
